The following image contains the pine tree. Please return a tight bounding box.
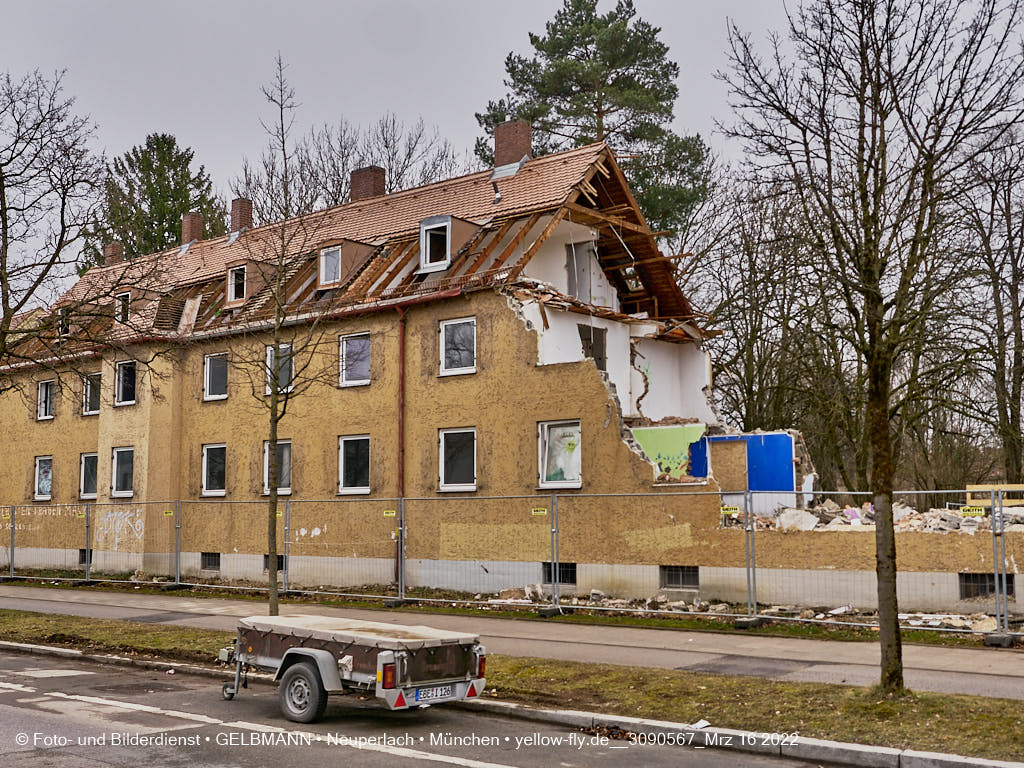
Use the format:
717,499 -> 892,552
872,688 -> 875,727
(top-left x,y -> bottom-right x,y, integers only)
87,133 -> 226,264
475,0 -> 710,241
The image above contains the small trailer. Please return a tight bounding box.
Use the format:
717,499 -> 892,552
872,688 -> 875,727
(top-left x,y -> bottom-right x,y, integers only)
219,615 -> 487,723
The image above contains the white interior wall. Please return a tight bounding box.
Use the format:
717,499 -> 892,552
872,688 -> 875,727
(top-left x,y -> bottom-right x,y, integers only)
520,220 -> 619,311
629,338 -> 717,423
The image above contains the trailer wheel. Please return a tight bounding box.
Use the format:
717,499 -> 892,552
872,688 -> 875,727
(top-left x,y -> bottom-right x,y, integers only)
221,683 -> 235,701
279,661 -> 327,723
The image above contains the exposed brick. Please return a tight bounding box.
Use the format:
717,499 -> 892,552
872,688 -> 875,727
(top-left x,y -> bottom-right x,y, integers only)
103,242 -> 125,266
231,198 -> 253,232
351,166 -> 386,202
494,120 -> 532,167
181,212 -> 204,244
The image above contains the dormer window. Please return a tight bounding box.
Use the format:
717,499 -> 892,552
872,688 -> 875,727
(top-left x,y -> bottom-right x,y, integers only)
419,215 -> 451,273
228,265 -> 246,303
320,246 -> 341,286
115,292 -> 130,323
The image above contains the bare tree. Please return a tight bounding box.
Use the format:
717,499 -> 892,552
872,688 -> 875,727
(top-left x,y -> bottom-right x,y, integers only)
0,70 -> 103,375
721,0 -> 1024,692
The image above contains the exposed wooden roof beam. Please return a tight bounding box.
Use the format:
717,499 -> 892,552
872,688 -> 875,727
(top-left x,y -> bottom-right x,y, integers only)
564,202 -> 649,235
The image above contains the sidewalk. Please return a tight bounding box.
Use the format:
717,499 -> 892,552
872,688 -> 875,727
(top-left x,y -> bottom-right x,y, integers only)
1,583 -> 1021,700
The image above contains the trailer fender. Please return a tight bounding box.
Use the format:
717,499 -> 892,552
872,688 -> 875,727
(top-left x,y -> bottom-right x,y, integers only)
274,649 -> 344,692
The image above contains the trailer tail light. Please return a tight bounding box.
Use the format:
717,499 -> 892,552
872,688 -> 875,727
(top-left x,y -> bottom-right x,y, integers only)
476,655 -> 486,678
382,662 -> 396,689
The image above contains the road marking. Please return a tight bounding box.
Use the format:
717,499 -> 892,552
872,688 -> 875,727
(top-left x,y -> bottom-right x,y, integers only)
16,669 -> 96,678
0,681 -> 37,693
45,692 -> 222,724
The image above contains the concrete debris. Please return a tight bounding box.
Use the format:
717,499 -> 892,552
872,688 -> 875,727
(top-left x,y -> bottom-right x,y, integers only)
776,508 -> 819,531
590,589 -> 605,602
708,603 -> 730,613
498,587 -> 526,600
751,501 -> 1007,533
827,605 -> 852,615
130,569 -> 148,582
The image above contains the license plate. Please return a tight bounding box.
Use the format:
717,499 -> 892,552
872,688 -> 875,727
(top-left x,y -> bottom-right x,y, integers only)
415,685 -> 453,702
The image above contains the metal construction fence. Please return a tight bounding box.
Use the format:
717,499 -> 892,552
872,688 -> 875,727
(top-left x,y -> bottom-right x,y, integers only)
0,488 -> 1019,637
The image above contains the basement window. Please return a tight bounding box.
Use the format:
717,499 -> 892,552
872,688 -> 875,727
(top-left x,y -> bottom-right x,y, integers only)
542,562 -> 577,585
339,333 -> 370,386
263,440 -> 292,495
228,265 -> 246,303
440,317 -> 476,375
439,428 -> 476,492
959,572 -> 1015,600
201,552 -> 221,571
34,456 -> 53,501
204,353 -> 229,400
202,443 -> 227,496
538,420 -> 582,489
577,324 -> 607,371
82,372 -> 101,415
339,435 -> 370,494
37,379 -> 56,420
660,565 -> 699,590
79,453 -> 98,499
263,553 -> 287,572
115,292 -> 130,323
320,246 -> 342,286
111,446 -> 134,498
419,215 -> 451,273
79,548 -> 92,566
114,361 -> 136,405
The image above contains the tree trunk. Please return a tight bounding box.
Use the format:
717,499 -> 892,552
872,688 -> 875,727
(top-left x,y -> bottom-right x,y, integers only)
267,342 -> 280,617
867,342 -> 902,692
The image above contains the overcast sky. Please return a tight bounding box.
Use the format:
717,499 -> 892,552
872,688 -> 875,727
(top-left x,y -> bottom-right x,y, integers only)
4,1 -> 790,196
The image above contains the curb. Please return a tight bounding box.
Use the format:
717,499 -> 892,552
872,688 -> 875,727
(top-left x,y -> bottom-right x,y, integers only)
1,639 -> 1019,768
452,699 -> 1024,768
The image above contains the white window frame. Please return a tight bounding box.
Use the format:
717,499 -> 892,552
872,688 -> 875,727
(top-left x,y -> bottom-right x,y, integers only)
34,456 -> 53,501
201,443 -> 227,497
538,420 -> 583,490
418,216 -> 451,273
228,265 -> 246,302
439,317 -> 476,376
265,344 -> 294,395
115,292 -> 130,323
37,379 -> 56,420
79,452 -> 98,500
82,372 -> 101,416
263,440 -> 292,496
320,246 -> 342,286
339,333 -> 371,387
338,435 -> 371,495
114,360 -> 137,406
439,427 -> 476,493
203,353 -> 229,401
111,446 -> 134,498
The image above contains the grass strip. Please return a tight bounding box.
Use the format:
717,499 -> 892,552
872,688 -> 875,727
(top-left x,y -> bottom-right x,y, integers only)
0,608 -> 1019,761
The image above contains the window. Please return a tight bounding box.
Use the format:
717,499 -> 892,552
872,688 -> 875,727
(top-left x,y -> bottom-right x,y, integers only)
228,265 -> 246,302
34,456 -> 53,501
112,447 -> 134,497
959,572 -> 1015,599
419,216 -> 451,272
201,552 -> 221,571
37,380 -> 56,420
263,440 -> 292,495
79,548 -> 92,566
82,373 -> 101,415
539,420 -> 582,489
115,292 -> 130,323
263,553 -> 286,572
265,344 -> 293,395
204,353 -> 228,400
114,361 -> 136,405
543,561 -> 577,585
439,428 -> 476,492
339,333 -> 370,386
660,565 -> 699,590
566,242 -> 595,302
339,435 -> 370,494
320,246 -> 341,285
440,317 -> 476,375
577,324 -> 607,371
202,444 -> 227,496
79,453 -> 98,499
58,307 -> 71,337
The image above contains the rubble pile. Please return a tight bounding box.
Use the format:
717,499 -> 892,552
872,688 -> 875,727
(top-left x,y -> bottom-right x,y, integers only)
759,499 -> 1024,533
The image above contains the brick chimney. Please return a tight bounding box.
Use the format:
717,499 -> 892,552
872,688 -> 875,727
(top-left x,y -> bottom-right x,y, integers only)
231,198 -> 253,232
494,120 -> 532,167
350,166 -> 385,202
103,241 -> 125,266
181,212 -> 204,244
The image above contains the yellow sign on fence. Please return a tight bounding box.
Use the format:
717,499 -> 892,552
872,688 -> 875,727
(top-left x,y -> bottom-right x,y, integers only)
383,510 -> 397,518
531,508 -> 548,516
720,506 -> 741,516
960,506 -> 986,517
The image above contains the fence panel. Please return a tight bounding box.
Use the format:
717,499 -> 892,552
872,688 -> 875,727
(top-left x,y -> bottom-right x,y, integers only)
179,500 -> 285,589
9,503 -> 89,579
88,501 -> 177,582
404,495 -> 555,604
287,498 -> 401,598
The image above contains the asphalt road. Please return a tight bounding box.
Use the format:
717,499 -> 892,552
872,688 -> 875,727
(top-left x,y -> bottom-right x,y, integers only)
1,584 -> 1023,700
0,651 -> 829,768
